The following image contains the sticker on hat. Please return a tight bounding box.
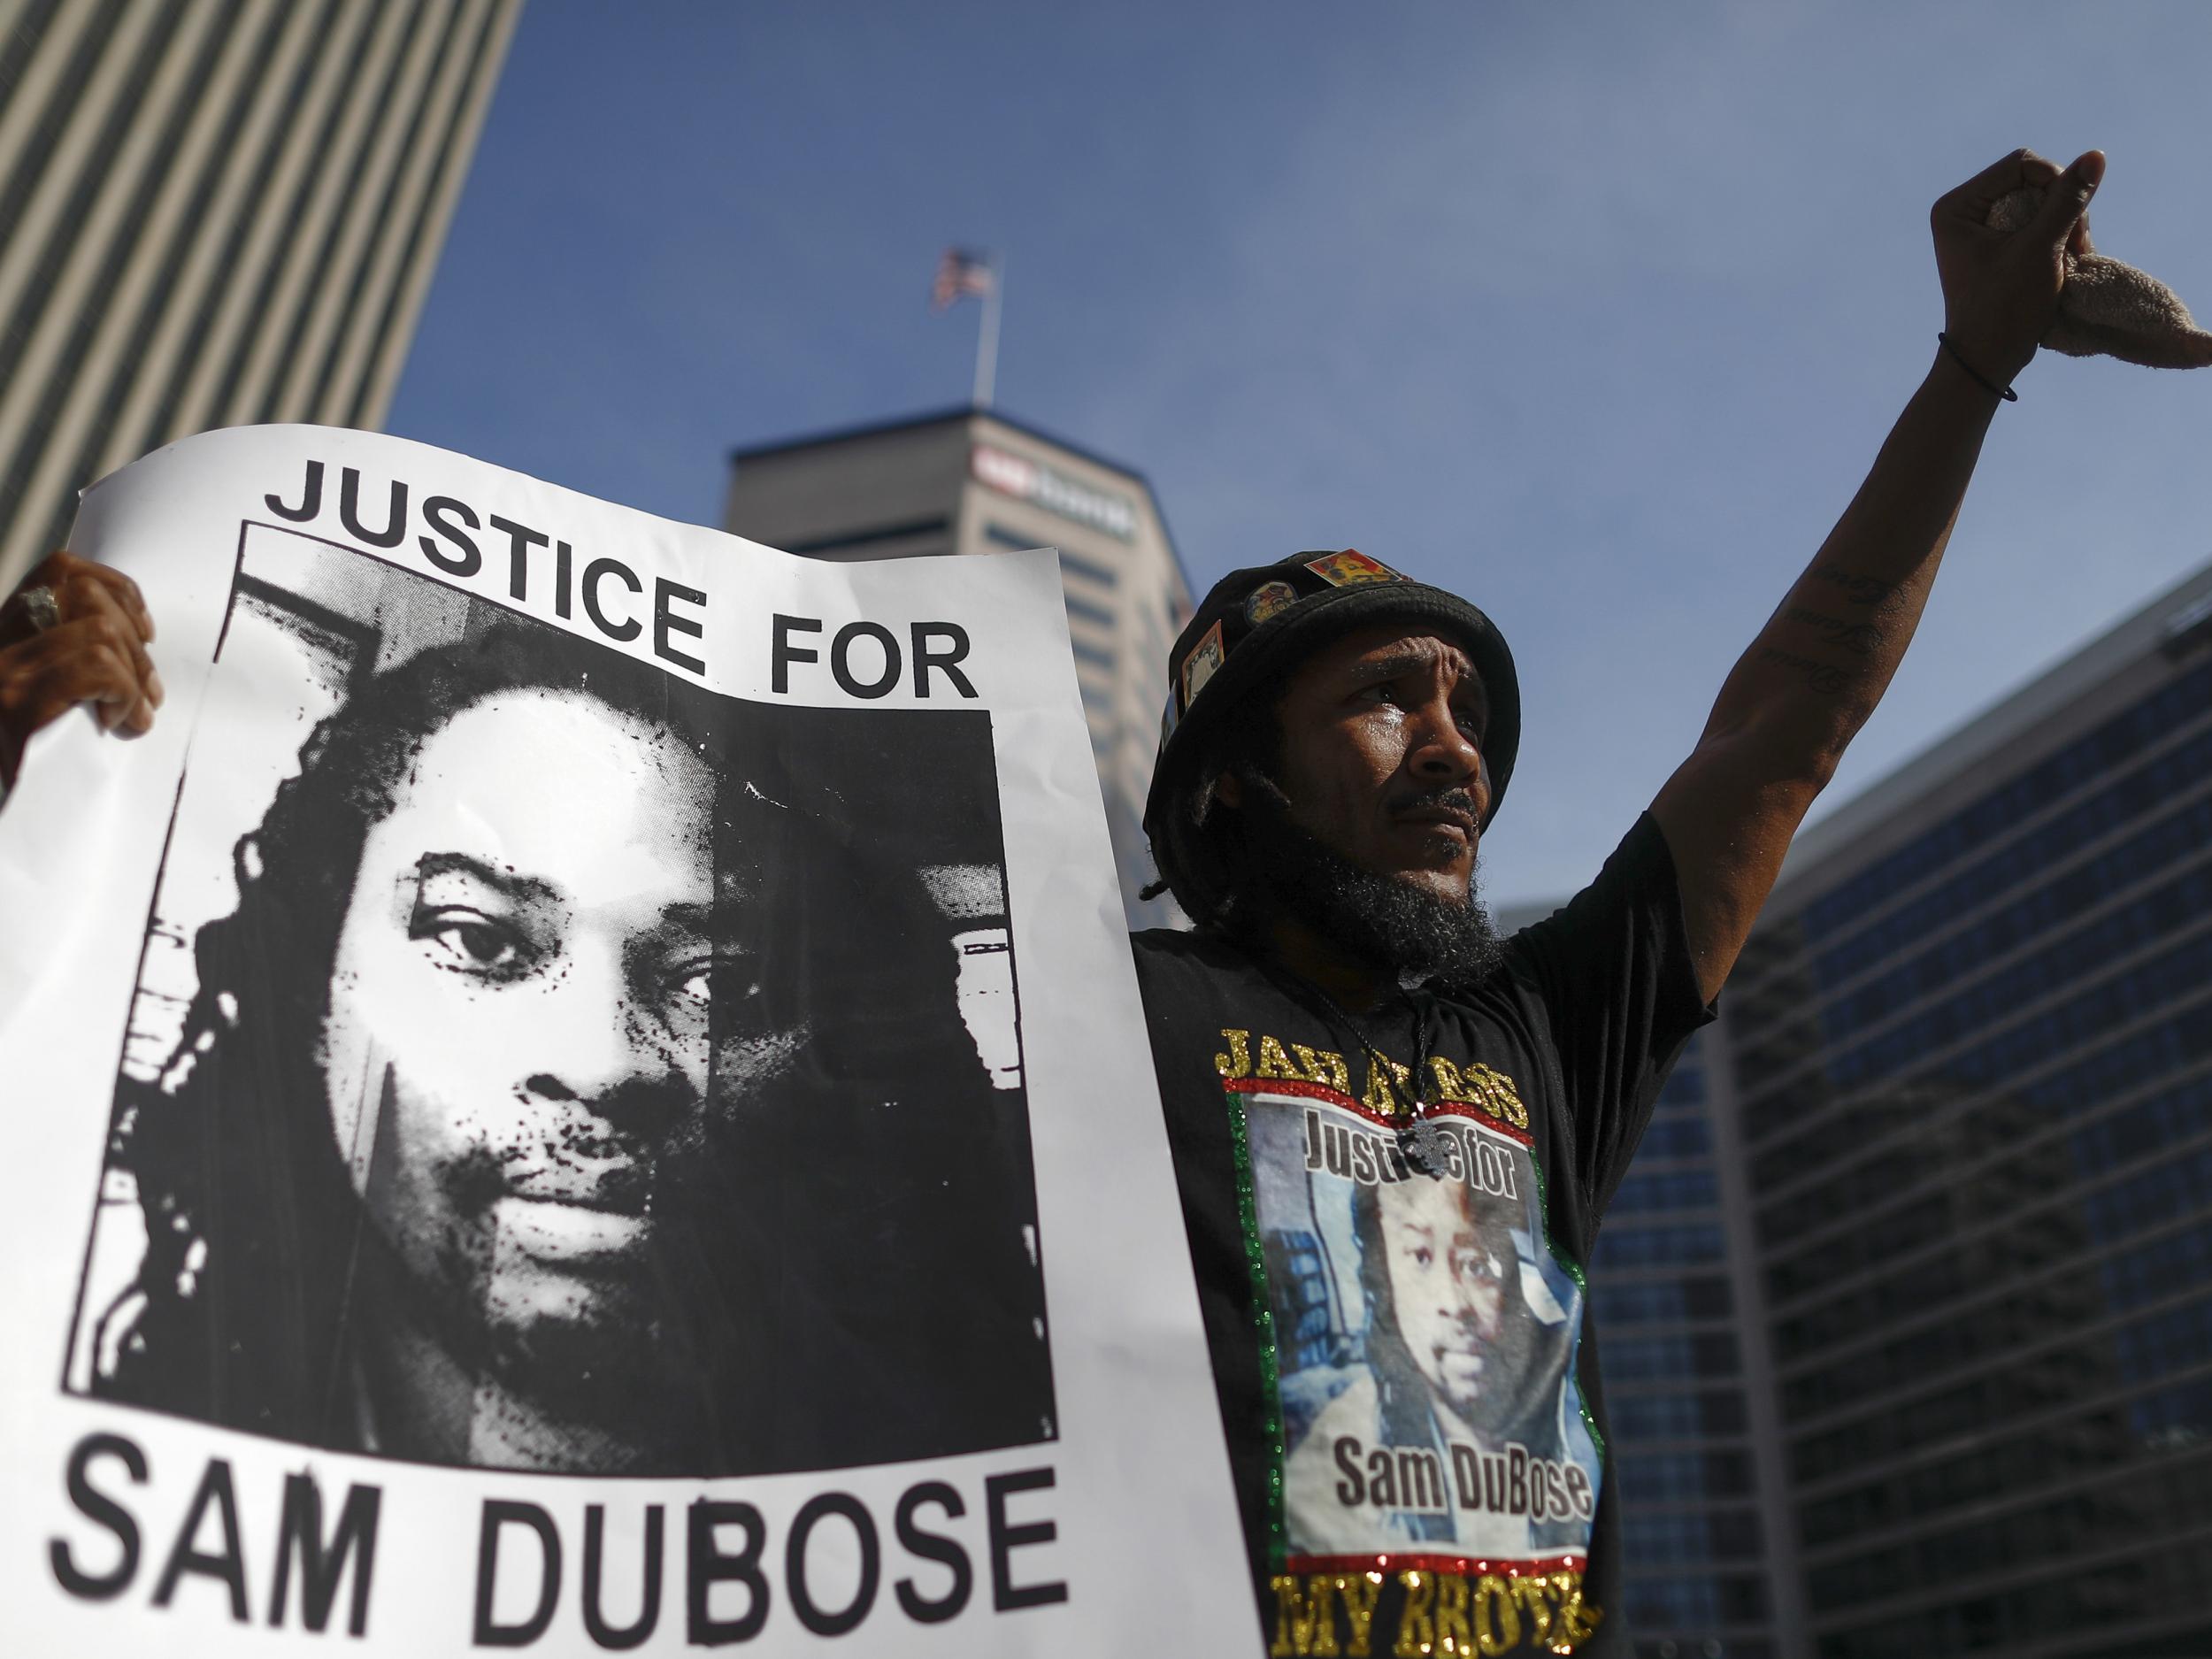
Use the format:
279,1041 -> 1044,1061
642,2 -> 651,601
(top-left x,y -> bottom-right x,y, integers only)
1303,549 -> 1406,588
1243,579 -> 1301,626
1179,618 -> 1227,712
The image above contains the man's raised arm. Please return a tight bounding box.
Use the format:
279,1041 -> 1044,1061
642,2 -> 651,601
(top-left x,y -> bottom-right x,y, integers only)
1649,147 -> 2105,1003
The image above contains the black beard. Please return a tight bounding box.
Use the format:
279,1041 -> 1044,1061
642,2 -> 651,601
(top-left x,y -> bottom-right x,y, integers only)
1239,779 -> 1504,988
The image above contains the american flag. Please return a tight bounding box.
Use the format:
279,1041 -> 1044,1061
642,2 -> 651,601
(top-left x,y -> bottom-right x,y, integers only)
932,247 -> 995,311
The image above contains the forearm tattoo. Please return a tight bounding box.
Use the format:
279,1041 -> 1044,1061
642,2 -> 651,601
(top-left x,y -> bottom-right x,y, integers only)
1782,606 -> 1881,658
1759,647 -> 1853,699
1811,565 -> 1901,609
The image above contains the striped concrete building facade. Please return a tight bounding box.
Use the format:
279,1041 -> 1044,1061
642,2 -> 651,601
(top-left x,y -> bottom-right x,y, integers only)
0,0 -> 522,591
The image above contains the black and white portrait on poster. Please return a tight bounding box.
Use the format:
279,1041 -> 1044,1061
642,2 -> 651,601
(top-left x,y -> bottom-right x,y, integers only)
0,426 -> 1255,1655
69,523 -> 1053,1478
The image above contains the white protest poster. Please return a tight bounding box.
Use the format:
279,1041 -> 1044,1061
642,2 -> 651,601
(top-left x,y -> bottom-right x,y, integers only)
0,426 -> 1256,1655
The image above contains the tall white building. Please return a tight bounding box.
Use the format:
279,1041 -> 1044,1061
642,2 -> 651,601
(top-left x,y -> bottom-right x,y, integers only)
0,0 -> 524,590
723,406 -> 1194,926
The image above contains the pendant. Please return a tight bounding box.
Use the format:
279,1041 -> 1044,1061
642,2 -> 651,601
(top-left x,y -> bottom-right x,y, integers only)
1398,1113 -> 1448,1177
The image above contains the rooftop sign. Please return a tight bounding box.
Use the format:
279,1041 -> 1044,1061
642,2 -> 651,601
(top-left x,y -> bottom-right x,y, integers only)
971,443 -> 1136,541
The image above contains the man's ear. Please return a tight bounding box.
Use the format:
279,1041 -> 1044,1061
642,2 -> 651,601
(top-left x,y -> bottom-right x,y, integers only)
1214,770 -> 1242,810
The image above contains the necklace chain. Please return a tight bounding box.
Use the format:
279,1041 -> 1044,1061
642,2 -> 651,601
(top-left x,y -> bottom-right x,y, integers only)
1254,961 -> 1451,1175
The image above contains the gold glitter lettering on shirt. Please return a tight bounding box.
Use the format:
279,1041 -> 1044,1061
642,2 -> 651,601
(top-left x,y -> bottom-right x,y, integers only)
1215,1025 -> 1532,1133
1294,1043 -> 1353,1092
1338,1572 -> 1384,1655
1465,1062 -> 1531,1128
1473,1574 -> 1520,1656
1256,1033 -> 1304,1080
1362,1063 -> 1400,1118
1511,1574 -> 1555,1647
1432,1571 -> 1473,1650
1554,1571 -> 1601,1649
1391,1570 -> 1436,1656
1269,1573 -> 1342,1656
1356,1569 -> 1599,1657
1267,1572 -> 1394,1658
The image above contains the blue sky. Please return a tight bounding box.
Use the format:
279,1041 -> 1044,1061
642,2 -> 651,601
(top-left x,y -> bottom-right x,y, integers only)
389,1 -> 2212,907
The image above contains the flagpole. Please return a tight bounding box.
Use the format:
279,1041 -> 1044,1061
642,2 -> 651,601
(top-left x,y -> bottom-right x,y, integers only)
972,251 -> 1002,408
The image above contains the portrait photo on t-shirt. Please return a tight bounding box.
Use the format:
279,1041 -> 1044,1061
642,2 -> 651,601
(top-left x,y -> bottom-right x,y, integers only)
62,522 -> 1055,1479
1249,1087 -> 1600,1563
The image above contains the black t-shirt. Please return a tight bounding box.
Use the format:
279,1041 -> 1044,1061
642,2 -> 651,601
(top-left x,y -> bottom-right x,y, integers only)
1132,814 -> 1712,1657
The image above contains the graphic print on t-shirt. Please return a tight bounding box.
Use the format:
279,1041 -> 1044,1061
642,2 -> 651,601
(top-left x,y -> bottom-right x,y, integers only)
1220,1033 -> 1601,1582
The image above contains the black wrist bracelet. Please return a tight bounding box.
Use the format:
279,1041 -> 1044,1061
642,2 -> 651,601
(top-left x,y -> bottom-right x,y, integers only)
1938,332 -> 2019,403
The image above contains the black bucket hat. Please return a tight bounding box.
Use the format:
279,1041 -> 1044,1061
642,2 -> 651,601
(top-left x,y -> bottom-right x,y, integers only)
1143,549 -> 1520,842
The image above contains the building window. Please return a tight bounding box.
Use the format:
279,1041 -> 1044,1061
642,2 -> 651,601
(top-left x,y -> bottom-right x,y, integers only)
984,522 -> 1120,587
1071,636 -> 1115,671
785,516 -> 949,557
1799,718 -> 2212,993
1658,1061 -> 1708,1107
1609,1168 -> 1722,1215
1594,1275 -> 1734,1329
1640,1115 -> 1715,1161
983,522 -> 1043,552
1800,659 -> 2212,945
1606,1333 -> 1743,1384
1622,1509 -> 1764,1566
1613,1389 -> 1747,1442
1065,590 -> 1115,628
1619,1448 -> 1755,1506
1594,1223 -> 1726,1271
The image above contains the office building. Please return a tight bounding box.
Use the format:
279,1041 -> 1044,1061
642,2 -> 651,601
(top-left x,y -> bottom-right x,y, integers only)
0,0 -> 523,590
723,406 -> 1194,926
1713,562 -> 2212,1658
1591,1026 -> 1807,1659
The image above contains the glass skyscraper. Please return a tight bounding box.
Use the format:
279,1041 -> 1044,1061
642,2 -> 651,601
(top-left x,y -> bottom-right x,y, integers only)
1715,562 -> 2212,1658
1591,1032 -> 1801,1659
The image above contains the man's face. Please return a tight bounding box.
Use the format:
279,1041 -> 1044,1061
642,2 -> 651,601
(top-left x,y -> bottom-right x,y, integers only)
1378,1174 -> 1512,1424
319,690 -> 790,1391
1264,624 -> 1490,907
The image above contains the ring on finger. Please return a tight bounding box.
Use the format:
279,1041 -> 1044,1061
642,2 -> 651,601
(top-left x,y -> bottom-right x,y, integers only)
19,584 -> 61,633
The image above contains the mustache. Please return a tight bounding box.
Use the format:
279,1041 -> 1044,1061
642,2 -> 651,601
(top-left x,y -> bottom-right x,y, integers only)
1387,785 -> 1481,822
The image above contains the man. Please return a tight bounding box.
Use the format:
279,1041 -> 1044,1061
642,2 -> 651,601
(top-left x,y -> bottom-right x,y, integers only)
7,142 -> 2107,1654
83,599 -> 1052,1476
1131,147 -> 2106,1654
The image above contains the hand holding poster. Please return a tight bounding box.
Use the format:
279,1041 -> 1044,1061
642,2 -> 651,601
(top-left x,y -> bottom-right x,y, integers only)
0,426 -> 1255,1654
